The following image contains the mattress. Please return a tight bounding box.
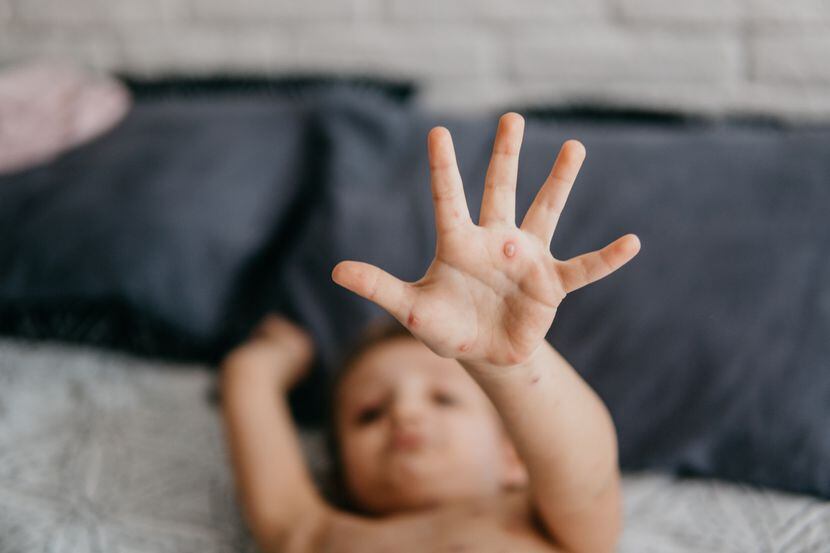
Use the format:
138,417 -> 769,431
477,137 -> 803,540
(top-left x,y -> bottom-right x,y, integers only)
0,338 -> 827,552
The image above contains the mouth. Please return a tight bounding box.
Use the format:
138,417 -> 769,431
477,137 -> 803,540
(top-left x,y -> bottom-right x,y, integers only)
389,430 -> 426,452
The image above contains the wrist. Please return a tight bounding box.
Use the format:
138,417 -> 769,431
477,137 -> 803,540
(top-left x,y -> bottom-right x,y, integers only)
221,354 -> 295,393
460,342 -> 549,383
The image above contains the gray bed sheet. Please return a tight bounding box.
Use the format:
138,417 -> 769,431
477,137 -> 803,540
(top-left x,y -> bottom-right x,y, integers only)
0,338 -> 827,553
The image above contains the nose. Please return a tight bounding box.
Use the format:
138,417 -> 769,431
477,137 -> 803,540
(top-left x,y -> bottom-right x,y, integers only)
389,394 -> 425,428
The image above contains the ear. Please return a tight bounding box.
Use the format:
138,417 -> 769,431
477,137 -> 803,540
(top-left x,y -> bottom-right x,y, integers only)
500,433 -> 528,490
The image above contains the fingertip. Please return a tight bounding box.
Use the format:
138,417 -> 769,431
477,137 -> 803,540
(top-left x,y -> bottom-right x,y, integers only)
428,126 -> 451,143
625,233 -> 641,254
428,126 -> 459,169
500,112 -> 525,130
563,139 -> 587,160
331,261 -> 350,285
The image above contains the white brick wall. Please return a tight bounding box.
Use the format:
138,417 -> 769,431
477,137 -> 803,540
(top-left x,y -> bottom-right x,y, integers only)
752,33 -> 830,84
511,28 -> 740,82
297,26 -> 494,79
2,0 -> 830,119
189,0 -> 360,22
617,0 -> 743,24
14,0 -> 183,24
747,0 -> 830,23
0,0 -> 11,22
388,0 -> 606,21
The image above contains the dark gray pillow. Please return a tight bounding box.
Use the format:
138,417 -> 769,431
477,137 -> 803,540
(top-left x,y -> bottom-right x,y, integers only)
0,94 -> 317,359
277,94 -> 830,498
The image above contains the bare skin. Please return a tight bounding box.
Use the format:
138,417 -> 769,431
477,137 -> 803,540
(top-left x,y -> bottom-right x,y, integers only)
221,113 -> 640,553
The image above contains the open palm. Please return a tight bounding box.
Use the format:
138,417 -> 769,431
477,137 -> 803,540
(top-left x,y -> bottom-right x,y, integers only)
332,113 -> 640,367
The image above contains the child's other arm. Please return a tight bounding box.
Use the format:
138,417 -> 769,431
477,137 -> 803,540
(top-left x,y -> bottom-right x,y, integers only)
461,343 -> 621,553
221,316 -> 329,553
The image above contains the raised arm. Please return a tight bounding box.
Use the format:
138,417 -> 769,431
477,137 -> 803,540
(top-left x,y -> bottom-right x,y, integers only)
463,341 -> 622,553
331,113 -> 640,553
220,316 -> 329,553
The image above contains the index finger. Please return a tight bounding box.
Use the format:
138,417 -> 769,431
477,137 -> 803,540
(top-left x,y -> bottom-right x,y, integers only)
428,126 -> 471,235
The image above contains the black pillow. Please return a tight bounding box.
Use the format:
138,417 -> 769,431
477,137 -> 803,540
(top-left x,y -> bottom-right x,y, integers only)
0,78 -> 417,360
0,93 -> 319,359
276,94 -> 830,498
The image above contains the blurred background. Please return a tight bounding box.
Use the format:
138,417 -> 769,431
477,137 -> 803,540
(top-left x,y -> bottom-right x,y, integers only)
2,0 -> 830,118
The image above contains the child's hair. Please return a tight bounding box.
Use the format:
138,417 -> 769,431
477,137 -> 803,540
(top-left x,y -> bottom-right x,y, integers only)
323,316 -> 414,511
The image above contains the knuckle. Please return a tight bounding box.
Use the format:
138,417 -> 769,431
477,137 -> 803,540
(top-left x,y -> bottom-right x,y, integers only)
598,249 -> 616,272
368,272 -> 382,300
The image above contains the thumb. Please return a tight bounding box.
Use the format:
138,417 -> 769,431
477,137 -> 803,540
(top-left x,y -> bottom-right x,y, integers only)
332,261 -> 413,321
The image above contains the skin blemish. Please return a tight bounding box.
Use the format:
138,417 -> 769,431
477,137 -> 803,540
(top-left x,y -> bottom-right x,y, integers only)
503,241 -> 517,258
458,343 -> 470,353
407,313 -> 419,328
530,375 -> 540,385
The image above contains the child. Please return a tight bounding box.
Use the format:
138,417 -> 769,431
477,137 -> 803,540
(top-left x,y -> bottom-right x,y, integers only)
221,113 -> 641,553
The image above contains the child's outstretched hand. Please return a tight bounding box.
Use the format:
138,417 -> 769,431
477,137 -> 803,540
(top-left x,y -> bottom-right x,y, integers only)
332,113 -> 640,368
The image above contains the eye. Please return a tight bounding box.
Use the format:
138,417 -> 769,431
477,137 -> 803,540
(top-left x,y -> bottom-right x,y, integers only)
432,390 -> 457,406
355,405 -> 383,425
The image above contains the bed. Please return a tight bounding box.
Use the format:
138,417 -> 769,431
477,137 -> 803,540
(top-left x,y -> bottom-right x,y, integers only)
1,338 -> 827,552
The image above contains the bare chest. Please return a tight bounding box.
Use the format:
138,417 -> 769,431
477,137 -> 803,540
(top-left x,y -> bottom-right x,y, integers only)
317,496 -> 561,553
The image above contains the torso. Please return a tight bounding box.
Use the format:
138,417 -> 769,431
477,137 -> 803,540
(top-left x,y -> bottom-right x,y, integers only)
307,491 -> 562,553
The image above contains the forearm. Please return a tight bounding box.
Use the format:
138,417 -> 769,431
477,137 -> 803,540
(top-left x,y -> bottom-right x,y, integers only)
221,360 -> 325,550
461,341 -> 621,552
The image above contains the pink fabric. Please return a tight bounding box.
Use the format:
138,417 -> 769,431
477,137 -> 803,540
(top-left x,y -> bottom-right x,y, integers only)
0,61 -> 131,175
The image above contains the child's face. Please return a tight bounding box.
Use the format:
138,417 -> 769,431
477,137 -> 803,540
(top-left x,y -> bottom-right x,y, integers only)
335,336 -> 526,515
